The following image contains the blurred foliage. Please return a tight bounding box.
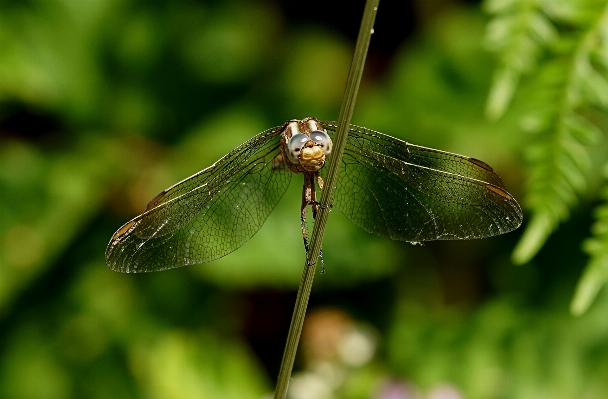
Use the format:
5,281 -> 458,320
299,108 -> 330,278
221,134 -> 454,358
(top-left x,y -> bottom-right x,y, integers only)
1,0 -> 608,399
483,0 -> 608,313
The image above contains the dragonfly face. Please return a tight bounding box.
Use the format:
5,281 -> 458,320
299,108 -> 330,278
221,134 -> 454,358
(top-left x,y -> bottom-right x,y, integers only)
106,117 -> 523,273
280,118 -> 333,173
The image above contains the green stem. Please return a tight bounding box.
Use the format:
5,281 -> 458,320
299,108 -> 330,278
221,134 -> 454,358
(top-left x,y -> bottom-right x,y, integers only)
272,1 -> 379,398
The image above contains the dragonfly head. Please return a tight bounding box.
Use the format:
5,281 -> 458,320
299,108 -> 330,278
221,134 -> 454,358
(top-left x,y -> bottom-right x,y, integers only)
285,129 -> 333,172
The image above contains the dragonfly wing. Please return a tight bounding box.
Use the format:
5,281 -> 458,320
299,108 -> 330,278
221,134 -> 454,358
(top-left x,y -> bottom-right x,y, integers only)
323,122 -> 523,242
106,125 -> 291,273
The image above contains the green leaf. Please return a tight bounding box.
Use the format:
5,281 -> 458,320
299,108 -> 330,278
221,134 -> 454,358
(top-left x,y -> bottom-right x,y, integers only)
483,0 -> 557,120
512,211 -> 554,264
564,113 -> 602,145
486,67 -> 519,120
574,177 -> 608,315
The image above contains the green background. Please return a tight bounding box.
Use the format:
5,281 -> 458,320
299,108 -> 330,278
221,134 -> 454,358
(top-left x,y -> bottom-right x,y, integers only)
2,0 -> 608,398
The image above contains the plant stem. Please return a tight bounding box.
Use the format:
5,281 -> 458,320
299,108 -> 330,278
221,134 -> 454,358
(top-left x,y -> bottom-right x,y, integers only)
272,1 -> 379,398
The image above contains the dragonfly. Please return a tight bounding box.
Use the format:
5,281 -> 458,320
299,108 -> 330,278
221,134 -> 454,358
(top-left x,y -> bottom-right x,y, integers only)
105,117 -> 523,273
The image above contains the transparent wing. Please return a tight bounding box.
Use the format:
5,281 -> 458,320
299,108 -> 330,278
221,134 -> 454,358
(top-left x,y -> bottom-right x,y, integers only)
323,122 -> 523,242
105,125 -> 291,273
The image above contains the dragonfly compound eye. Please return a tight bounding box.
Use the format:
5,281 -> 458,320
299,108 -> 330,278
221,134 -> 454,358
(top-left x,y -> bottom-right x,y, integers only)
287,133 -> 310,164
310,130 -> 332,155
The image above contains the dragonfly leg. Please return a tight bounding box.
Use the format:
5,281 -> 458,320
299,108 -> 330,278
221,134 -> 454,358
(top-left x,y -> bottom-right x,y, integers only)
309,201 -> 333,210
301,205 -> 309,253
301,178 -> 311,264
309,174 -> 325,273
310,174 -> 319,220
302,173 -> 326,271
311,174 -> 332,210
318,248 -> 325,274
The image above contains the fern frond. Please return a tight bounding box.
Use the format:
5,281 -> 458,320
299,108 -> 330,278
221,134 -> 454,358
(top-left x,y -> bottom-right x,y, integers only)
512,1 -> 608,264
569,3 -> 608,315
486,0 -> 608,314
483,0 -> 558,120
572,175 -> 608,315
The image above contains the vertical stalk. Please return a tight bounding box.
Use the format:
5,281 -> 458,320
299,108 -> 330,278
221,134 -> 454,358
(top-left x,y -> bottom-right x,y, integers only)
273,1 -> 379,398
